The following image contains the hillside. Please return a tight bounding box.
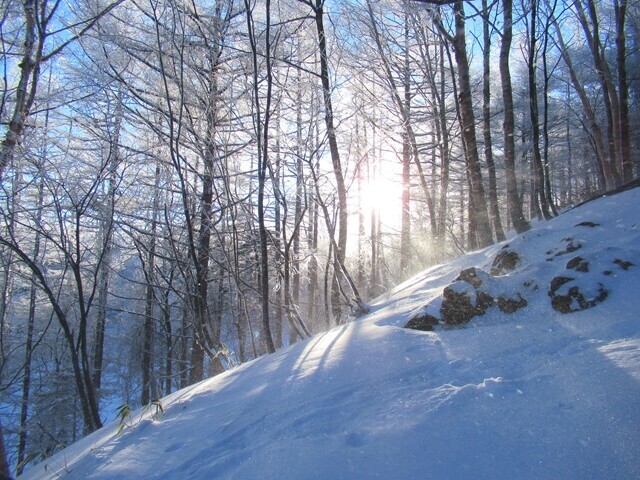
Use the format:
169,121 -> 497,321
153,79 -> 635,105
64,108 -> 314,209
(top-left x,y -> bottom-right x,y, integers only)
21,188 -> 640,479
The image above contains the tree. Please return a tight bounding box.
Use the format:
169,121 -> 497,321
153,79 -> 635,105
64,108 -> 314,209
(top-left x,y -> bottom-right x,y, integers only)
500,0 -> 530,233
481,0 -> 507,240
549,3 -> 615,191
362,0 -> 437,267
0,419 -> 11,480
573,0 -> 623,189
615,0 -> 633,183
245,0 -> 277,353
0,0 -> 123,184
298,0 -> 350,323
524,0 -> 553,220
416,0 -> 494,248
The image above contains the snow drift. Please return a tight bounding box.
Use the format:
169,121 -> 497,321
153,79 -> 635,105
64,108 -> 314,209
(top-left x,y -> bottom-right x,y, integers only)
21,187 -> 640,479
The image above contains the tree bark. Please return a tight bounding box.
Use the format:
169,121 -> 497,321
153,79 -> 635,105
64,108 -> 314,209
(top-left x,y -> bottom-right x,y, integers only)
526,0 -> 552,220
550,8 -> 616,191
449,0 -> 493,248
482,0 -> 506,241
500,0 -> 530,233
573,0 -> 622,189
245,0 -> 276,353
311,0 -> 349,323
615,0 -> 633,183
401,13 -> 413,275
0,421 -> 11,480
365,0 -> 437,243
0,0 -> 123,184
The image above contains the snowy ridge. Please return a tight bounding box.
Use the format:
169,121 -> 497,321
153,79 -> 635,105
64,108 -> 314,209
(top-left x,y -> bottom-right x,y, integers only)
21,188 -> 640,479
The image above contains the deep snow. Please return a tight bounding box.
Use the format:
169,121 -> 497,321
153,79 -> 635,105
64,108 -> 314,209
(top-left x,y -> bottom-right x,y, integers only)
21,188 -> 640,479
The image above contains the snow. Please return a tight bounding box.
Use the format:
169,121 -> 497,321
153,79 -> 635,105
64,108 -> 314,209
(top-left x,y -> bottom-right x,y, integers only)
21,188 -> 640,479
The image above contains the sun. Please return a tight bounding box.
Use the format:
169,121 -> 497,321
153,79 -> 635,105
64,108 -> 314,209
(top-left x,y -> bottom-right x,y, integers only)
358,174 -> 404,229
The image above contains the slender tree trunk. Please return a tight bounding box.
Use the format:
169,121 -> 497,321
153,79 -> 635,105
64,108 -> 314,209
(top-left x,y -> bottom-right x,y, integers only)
292,64 -> 304,336
0,421 -> 11,480
179,306 -> 190,389
566,85 -> 574,204
312,0 -> 349,323
500,0 -> 530,233
400,12 -> 412,275
141,161 -> 161,405
366,0 -> 436,242
615,0 -> 633,183
527,0 -> 552,220
541,8 -> 558,216
16,169 -> 45,475
245,0 -> 276,353
449,0 -> 493,247
573,0 -> 622,188
306,119 -> 320,334
162,270 -> 174,396
93,93 -> 122,392
0,0 -> 39,183
550,8 -> 617,190
482,0 -> 506,241
274,129 -> 284,350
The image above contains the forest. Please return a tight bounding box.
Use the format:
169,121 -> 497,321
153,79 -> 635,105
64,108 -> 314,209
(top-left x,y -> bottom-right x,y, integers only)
0,0 -> 638,476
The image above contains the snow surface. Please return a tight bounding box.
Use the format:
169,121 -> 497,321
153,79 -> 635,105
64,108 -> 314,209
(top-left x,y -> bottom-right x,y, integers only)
21,189 -> 640,479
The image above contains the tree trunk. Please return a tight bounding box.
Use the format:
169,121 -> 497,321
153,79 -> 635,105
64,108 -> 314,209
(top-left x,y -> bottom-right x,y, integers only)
0,0 -> 39,183
482,0 -> 506,241
527,0 -> 552,220
366,0 -> 436,246
400,12 -> 413,275
615,0 -> 633,183
245,0 -> 276,353
447,0 -> 493,248
0,421 -> 12,480
292,49 -> 305,337
313,0 -> 349,323
93,92 -> 122,392
141,161 -> 161,405
541,10 -> 558,216
500,0 -> 530,233
573,0 -> 622,188
16,169 -> 45,475
550,9 -> 617,191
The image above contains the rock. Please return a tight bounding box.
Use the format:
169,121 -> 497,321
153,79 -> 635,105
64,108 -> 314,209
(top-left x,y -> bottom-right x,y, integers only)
441,285 -> 477,326
497,293 -> 528,313
575,221 -> 599,228
548,275 -> 608,313
549,276 -> 574,293
566,256 -> 589,273
614,258 -> 634,271
490,249 -> 521,276
441,276 -> 494,326
555,238 -> 582,256
455,267 -> 486,288
405,313 -> 440,331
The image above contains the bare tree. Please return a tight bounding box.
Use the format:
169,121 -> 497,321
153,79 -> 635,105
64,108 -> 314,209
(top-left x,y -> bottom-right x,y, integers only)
415,0 -> 494,248
245,0 -> 277,352
500,0 -> 530,233
0,0 -> 123,183
297,0 -> 350,323
481,0 -> 506,240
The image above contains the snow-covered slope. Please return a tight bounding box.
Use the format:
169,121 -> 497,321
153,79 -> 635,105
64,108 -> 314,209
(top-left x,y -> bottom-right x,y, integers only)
22,189 -> 640,479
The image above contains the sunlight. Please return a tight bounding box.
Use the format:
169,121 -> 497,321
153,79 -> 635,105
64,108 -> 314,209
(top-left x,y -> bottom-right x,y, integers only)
360,173 -> 404,229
